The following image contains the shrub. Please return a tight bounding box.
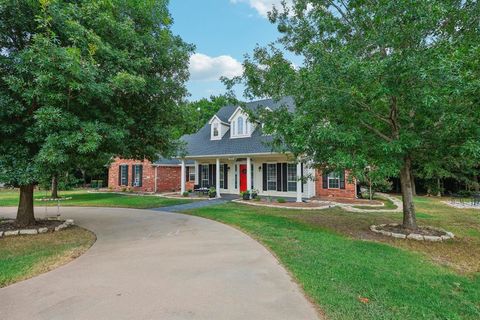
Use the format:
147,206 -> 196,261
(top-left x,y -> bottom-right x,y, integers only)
254,196 -> 261,201
241,191 -> 251,200
277,198 -> 286,203
187,189 -> 193,193
208,187 -> 216,198
121,187 -> 127,192
182,191 -> 189,197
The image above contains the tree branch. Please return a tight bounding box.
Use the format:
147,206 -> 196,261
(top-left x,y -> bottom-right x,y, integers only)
360,120 -> 393,142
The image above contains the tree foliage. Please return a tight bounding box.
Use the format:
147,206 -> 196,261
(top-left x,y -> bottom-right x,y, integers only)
227,0 -> 480,228
0,0 -> 192,225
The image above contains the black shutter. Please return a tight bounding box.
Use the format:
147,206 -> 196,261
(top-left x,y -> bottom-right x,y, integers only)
340,170 -> 345,189
126,165 -> 129,186
223,164 -> 228,189
322,172 -> 328,189
208,164 -> 213,187
131,165 -> 136,186
118,165 -> 121,186
276,163 -> 282,191
301,163 -> 304,192
198,165 -> 203,187
251,164 -> 254,189
282,163 -> 287,191
139,165 -> 143,187
262,163 -> 267,191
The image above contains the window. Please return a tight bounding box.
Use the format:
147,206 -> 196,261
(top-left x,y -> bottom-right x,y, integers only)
201,165 -> 209,187
234,164 -> 238,189
287,164 -> 297,192
220,164 -> 225,189
267,164 -> 277,191
120,165 -> 128,186
186,167 -> 195,182
237,117 -> 244,135
328,171 -> 340,189
132,165 -> 142,187
213,123 -> 219,137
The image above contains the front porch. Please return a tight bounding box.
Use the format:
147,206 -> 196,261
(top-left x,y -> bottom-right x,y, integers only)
179,154 -> 315,202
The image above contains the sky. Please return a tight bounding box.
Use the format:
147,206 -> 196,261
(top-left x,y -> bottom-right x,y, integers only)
169,0 -> 293,101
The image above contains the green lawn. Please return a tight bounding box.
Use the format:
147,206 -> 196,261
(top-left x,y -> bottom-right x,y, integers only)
0,189 -> 192,209
182,198 -> 480,320
0,226 -> 96,287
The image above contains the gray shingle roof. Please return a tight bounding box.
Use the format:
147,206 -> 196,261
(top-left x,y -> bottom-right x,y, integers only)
153,157 -> 194,165
182,97 -> 294,157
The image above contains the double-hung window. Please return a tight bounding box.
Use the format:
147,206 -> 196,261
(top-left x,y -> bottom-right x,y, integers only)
267,164 -> 277,191
220,165 -> 225,189
120,165 -> 128,186
287,164 -> 297,192
201,165 -> 209,187
237,117 -> 244,135
328,172 -> 340,189
132,165 -> 142,187
213,123 -> 219,137
188,168 -> 195,182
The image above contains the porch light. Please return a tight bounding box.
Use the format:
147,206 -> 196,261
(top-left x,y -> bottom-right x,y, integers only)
258,166 -> 262,172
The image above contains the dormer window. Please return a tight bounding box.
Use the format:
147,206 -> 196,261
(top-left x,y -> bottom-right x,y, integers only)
237,117 -> 244,135
213,123 -> 219,137
228,107 -> 255,138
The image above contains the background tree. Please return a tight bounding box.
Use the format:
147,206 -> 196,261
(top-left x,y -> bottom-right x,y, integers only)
226,0 -> 480,229
180,94 -> 239,134
0,0 -> 192,226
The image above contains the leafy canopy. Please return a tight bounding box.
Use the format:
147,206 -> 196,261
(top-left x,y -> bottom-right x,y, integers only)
0,0 -> 193,186
227,0 -> 480,181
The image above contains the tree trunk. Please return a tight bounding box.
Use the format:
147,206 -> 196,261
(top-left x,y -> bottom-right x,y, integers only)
400,156 -> 417,230
81,169 -> 86,188
369,177 -> 372,200
410,171 -> 416,196
16,184 -> 36,227
51,174 -> 59,199
436,178 -> 442,197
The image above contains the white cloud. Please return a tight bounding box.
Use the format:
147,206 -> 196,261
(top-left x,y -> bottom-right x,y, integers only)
231,0 -> 291,18
189,53 -> 243,81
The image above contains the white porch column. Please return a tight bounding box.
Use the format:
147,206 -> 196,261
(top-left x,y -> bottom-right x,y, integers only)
296,162 -> 302,202
246,157 -> 252,199
180,160 -> 186,194
216,158 -> 221,198
194,160 -> 199,185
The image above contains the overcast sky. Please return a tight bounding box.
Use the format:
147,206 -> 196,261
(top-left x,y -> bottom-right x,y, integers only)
169,1 -> 293,101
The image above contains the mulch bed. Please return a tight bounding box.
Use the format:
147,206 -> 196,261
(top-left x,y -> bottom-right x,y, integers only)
0,219 -> 63,232
310,197 -> 383,205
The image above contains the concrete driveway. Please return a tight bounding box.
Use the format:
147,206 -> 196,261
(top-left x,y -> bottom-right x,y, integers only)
0,207 -> 319,320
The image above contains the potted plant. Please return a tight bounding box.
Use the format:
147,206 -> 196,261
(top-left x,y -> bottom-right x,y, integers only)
251,189 -> 259,199
241,191 -> 251,200
208,187 -> 217,198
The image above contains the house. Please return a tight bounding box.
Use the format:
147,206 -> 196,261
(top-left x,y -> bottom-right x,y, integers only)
108,158 -> 195,193
108,97 -> 356,200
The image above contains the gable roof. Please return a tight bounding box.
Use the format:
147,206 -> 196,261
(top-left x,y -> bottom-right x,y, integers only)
182,97 -> 294,157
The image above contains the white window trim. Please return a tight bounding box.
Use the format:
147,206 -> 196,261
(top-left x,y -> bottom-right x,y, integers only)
287,163 -> 297,192
266,163 -> 277,191
120,165 -> 128,186
201,164 -> 209,187
327,172 -> 340,189
133,165 -> 141,187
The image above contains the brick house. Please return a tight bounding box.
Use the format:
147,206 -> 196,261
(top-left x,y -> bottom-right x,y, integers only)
108,97 -> 356,200
108,158 -> 195,193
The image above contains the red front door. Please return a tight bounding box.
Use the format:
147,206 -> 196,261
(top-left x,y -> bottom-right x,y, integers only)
239,164 -> 247,192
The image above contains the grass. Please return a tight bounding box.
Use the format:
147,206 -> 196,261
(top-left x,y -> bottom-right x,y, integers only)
182,197 -> 480,320
0,226 -> 96,287
352,196 -> 398,210
0,189 -> 192,209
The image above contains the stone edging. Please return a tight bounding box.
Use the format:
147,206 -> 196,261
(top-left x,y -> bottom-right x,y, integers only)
370,223 -> 454,241
232,199 -> 334,210
36,197 -> 73,202
0,219 -> 74,238
442,201 -> 480,210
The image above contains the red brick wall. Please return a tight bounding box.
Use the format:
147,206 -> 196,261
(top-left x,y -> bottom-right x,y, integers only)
108,158 -> 183,193
315,170 -> 356,199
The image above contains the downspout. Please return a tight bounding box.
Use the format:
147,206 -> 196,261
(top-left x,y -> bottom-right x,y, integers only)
154,165 -> 158,193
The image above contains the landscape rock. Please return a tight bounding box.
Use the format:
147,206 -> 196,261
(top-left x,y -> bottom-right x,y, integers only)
423,235 -> 442,242
38,227 -> 48,234
65,219 -> 74,226
391,233 -> 406,239
0,231 -> 3,237
19,229 -> 38,235
4,230 -> 19,236
407,233 -> 424,241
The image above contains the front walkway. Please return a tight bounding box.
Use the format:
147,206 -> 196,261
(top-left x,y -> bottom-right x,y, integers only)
0,207 -> 319,320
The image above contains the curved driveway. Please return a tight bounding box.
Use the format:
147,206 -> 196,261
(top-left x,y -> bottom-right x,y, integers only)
0,207 -> 319,320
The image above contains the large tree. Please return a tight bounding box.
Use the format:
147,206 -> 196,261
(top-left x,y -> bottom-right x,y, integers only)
227,1 -> 480,229
0,0 -> 192,226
